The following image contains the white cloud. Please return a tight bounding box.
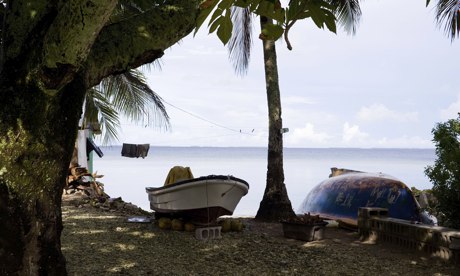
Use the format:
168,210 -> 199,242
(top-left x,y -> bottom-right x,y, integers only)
287,123 -> 332,145
339,124 -> 432,148
440,94 -> 460,120
376,136 -> 432,148
342,122 -> 369,143
357,104 -> 418,123
116,0 -> 459,149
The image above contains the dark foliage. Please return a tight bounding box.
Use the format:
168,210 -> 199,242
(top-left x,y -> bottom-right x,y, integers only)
425,114 -> 460,229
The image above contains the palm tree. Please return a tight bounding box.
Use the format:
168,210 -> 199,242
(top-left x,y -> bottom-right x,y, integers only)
426,0 -> 460,40
227,1 -> 362,221
256,15 -> 296,220
82,68 -> 169,145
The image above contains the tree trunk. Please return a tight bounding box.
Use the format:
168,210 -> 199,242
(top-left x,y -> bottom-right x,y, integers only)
255,16 -> 295,221
0,74 -> 86,275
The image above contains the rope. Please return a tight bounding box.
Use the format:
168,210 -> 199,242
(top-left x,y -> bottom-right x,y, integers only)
163,99 -> 257,136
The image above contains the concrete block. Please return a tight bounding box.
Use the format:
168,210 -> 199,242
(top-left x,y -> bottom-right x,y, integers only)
195,226 -> 222,241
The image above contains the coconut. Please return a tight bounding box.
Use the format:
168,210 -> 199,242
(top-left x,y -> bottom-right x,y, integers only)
231,219 -> 244,232
184,223 -> 196,232
220,219 -> 232,232
158,217 -> 172,230
171,219 -> 184,231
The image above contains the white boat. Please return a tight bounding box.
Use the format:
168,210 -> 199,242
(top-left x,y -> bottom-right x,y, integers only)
145,175 -> 249,224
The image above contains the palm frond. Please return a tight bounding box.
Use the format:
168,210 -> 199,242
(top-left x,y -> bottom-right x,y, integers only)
82,89 -> 99,128
327,0 -> 362,35
140,59 -> 163,73
100,69 -> 170,129
228,7 -> 253,76
83,88 -> 121,145
432,0 -> 460,40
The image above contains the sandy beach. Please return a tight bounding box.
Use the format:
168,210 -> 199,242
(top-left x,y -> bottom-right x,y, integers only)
61,199 -> 457,276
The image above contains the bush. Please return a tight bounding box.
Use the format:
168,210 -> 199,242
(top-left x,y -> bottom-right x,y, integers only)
425,115 -> 460,229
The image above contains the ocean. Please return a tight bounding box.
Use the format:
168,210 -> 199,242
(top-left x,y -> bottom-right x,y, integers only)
93,146 -> 436,216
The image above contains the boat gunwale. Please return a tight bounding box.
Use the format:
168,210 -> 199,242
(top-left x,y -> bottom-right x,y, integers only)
145,175 -> 249,193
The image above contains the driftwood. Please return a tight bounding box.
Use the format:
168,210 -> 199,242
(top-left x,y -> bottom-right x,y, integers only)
65,164 -> 106,199
63,165 -> 149,216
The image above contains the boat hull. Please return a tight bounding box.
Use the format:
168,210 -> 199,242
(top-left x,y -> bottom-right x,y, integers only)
146,175 -> 249,224
298,172 -> 427,227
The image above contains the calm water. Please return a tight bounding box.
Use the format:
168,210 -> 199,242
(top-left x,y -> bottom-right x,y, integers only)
93,147 -> 436,216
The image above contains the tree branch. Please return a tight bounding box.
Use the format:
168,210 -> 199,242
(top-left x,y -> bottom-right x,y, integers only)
4,0 -> 50,60
37,0 -> 117,91
83,1 -> 200,87
284,20 -> 296,51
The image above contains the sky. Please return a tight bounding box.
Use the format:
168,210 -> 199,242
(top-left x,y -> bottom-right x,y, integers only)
116,0 -> 460,148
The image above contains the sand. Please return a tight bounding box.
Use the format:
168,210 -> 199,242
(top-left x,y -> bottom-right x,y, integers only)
61,201 -> 457,275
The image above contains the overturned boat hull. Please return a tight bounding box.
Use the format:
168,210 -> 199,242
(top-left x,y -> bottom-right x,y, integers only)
298,171 -> 431,227
146,175 -> 249,224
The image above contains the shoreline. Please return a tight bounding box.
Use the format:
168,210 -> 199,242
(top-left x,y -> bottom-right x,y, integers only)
61,200 -> 457,275
94,147 -> 436,216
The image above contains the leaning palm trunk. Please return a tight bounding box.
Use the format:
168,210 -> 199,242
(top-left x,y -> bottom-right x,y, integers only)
255,16 -> 295,221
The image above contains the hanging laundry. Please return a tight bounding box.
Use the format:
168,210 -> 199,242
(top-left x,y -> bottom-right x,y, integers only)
121,143 -> 150,158
136,144 -> 150,158
121,143 -> 137,157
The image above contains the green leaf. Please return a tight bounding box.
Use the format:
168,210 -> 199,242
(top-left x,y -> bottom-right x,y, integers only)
305,0 -> 336,32
234,0 -> 252,8
255,1 -> 285,22
286,2 -> 299,22
296,11 -> 311,20
194,0 -> 219,36
217,0 -> 234,10
209,7 -> 225,26
324,12 -> 337,33
207,0 -> 234,28
255,1 -> 275,16
286,0 -> 310,21
248,0 -> 263,13
272,7 -> 285,22
209,16 -> 223,34
308,3 -> 323,24
217,10 -> 233,45
261,23 -> 284,40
